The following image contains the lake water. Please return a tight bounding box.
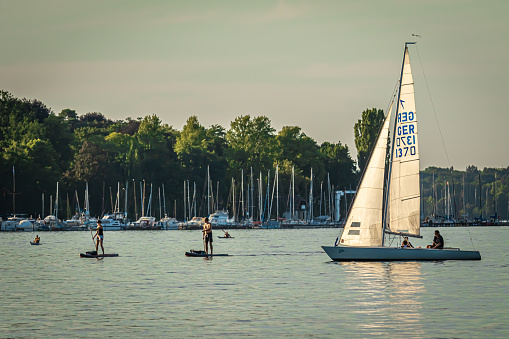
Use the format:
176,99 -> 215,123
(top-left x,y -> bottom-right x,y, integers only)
1,227 -> 507,338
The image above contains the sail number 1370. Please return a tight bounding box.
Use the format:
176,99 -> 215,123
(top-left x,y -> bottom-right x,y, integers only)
395,118 -> 416,158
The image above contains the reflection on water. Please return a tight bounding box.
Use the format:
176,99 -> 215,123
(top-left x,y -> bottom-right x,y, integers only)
336,261 -> 424,337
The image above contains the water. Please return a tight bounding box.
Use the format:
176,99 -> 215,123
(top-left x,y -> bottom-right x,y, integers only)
1,227 -> 507,338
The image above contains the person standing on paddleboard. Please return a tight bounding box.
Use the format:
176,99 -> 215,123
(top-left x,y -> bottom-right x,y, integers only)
203,217 -> 213,256
93,220 -> 105,255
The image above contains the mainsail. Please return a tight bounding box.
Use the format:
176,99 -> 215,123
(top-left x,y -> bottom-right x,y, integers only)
340,103 -> 393,246
388,46 -> 420,236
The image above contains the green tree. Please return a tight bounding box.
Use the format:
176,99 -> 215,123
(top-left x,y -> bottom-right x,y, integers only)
354,108 -> 385,173
320,141 -> 357,190
225,115 -> 276,175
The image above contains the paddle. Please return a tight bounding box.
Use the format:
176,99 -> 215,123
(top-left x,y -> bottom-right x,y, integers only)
89,226 -> 97,253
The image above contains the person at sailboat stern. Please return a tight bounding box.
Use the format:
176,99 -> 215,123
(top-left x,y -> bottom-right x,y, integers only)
401,236 -> 414,248
93,220 -> 105,255
203,217 -> 213,256
427,230 -> 444,249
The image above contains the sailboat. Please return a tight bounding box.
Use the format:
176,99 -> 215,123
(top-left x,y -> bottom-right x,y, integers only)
322,43 -> 481,261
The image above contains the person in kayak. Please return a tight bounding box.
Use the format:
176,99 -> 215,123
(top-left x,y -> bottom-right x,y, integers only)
202,217 -> 213,255
224,230 -> 231,238
33,235 -> 40,243
92,220 -> 105,255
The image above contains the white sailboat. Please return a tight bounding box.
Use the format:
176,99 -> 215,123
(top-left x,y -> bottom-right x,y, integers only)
322,43 -> 481,261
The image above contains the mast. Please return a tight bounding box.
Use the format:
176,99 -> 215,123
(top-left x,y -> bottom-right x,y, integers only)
125,180 -> 128,219
292,166 -> 295,220
187,180 -> 191,219
241,169 -> 244,220
309,167 -> 313,222
12,166 -> 16,217
193,181 -> 196,218
250,167 -> 254,220
133,179 -> 138,221
183,181 -> 186,221
327,173 -> 331,221
85,181 -> 89,219
55,182 -> 59,220
162,183 -> 166,217
276,165 -> 279,222
207,165 -> 211,216
265,170 -> 270,222
259,172 -> 263,221
143,180 -> 146,217
140,181 -> 144,217
382,42 -> 415,246
159,186 -> 162,220
109,186 -> 113,214
102,181 -> 105,216
233,177 -> 236,222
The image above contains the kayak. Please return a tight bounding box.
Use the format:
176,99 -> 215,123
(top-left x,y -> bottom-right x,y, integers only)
217,236 -> 234,239
30,242 -> 42,245
80,252 -> 119,258
185,250 -> 228,257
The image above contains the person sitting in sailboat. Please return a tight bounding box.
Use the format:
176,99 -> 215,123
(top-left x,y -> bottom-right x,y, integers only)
426,230 -> 444,249
401,236 -> 413,248
34,235 -> 40,244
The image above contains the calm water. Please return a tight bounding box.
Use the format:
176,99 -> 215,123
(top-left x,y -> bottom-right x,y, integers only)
1,227 -> 507,338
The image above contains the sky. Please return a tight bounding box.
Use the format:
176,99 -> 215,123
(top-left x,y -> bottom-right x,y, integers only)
1,0 -> 508,170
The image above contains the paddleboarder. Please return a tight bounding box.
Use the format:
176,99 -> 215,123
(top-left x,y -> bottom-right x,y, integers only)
92,220 -> 105,255
202,217 -> 213,256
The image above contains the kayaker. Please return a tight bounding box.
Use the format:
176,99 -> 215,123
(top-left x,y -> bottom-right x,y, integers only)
34,235 -> 40,243
224,230 -> 231,238
202,217 -> 213,255
92,220 -> 105,255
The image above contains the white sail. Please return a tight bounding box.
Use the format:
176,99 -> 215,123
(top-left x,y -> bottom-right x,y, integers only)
388,46 -> 420,236
340,103 -> 393,246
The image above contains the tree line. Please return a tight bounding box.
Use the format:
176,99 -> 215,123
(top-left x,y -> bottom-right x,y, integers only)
2,90 -> 508,221
0,90 -> 357,220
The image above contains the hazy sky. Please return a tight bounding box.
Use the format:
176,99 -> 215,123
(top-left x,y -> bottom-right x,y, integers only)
1,0 -> 507,170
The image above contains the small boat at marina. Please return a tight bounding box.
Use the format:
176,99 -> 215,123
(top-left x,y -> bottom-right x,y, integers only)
128,216 -> 161,230
159,215 -> 179,230
178,217 -> 204,230
98,213 -> 127,231
1,217 -> 22,231
208,210 -> 236,227
322,43 -> 481,262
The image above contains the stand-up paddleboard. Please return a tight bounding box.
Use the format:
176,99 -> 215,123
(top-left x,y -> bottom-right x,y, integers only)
30,242 -> 42,245
185,249 -> 228,257
80,251 -> 119,258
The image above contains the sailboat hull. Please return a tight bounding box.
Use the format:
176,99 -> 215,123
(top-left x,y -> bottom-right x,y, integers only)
322,245 -> 481,261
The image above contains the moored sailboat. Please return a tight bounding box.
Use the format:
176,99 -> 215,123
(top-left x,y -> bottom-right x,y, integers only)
322,43 -> 481,261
